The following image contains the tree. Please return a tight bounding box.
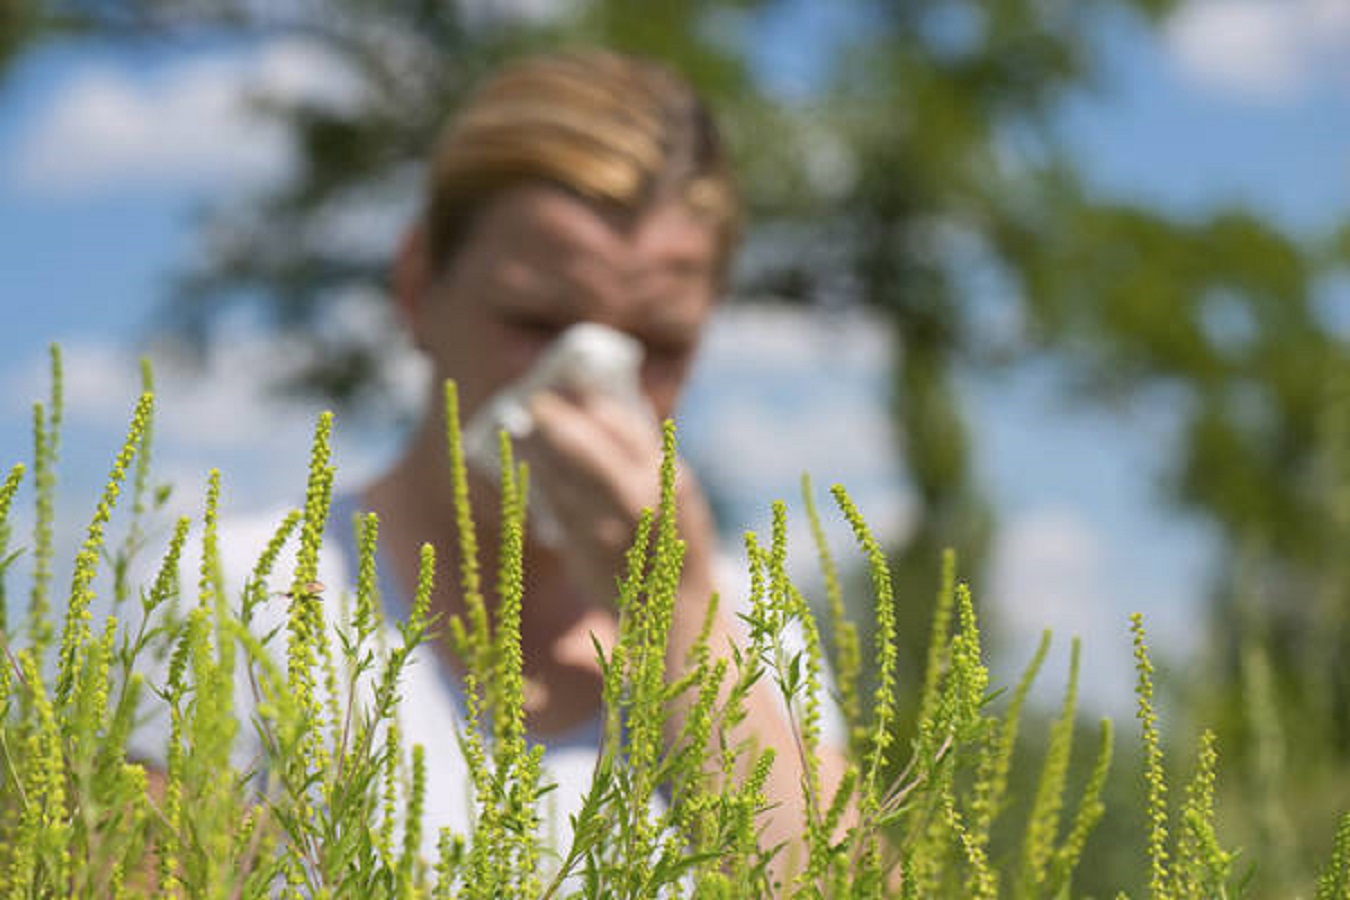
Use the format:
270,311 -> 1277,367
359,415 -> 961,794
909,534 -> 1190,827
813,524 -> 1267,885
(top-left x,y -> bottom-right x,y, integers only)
2,0 -> 42,78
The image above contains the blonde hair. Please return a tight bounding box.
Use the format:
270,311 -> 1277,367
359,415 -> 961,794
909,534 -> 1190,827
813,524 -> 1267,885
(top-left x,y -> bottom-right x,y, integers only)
423,50 -> 740,279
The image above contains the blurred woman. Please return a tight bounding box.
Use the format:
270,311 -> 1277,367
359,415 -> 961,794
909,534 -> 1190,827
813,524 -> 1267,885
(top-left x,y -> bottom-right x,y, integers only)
134,50 -> 846,887
362,49 -> 846,878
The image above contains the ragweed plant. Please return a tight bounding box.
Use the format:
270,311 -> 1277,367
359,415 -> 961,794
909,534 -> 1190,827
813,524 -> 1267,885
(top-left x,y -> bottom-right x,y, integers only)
1127,613 -> 1238,900
0,351 -> 1348,897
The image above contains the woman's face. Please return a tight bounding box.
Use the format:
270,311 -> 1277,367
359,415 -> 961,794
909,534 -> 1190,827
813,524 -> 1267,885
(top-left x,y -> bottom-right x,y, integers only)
406,183 -> 721,422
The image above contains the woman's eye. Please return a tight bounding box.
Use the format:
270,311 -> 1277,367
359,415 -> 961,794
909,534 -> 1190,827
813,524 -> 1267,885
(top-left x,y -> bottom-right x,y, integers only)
645,341 -> 692,361
505,315 -> 564,337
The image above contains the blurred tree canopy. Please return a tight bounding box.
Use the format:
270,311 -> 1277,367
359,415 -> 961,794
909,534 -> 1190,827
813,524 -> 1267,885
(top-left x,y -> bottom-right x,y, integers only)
22,0 -> 1350,882
1,0 -> 40,77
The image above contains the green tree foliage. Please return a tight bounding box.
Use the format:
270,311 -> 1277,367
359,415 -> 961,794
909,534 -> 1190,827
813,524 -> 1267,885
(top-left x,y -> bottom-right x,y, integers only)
1,0 -> 41,79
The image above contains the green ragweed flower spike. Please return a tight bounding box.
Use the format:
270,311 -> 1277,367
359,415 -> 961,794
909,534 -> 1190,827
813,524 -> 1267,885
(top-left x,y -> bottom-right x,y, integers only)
28,344 -> 63,659
802,473 -> 863,755
830,485 -> 897,815
1020,636 -> 1081,895
1132,612 -> 1171,899
443,381 -> 489,676
1317,811 -> 1350,900
1175,729 -> 1233,896
1047,718 -> 1114,897
0,463 -> 25,634
57,391 -> 153,710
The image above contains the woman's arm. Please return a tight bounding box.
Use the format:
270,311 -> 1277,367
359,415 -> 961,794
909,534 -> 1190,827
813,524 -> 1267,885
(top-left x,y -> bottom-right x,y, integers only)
522,390 -> 854,885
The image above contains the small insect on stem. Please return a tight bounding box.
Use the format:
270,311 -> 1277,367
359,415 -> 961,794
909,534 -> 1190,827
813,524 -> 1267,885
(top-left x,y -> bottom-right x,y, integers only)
273,580 -> 326,601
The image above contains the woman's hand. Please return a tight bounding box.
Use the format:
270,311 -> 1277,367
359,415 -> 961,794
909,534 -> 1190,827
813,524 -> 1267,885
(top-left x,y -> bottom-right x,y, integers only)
520,389 -> 851,889
517,389 -> 716,607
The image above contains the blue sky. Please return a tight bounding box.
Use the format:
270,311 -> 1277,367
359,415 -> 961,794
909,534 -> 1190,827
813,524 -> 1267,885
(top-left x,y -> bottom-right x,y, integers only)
1,0 -> 1347,711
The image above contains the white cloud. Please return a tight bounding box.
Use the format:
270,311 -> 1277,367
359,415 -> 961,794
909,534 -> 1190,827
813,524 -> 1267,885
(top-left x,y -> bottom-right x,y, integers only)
684,305 -> 903,494
1,327 -> 428,534
696,393 -> 898,480
11,40 -> 362,195
4,338 -> 307,446
1166,0 -> 1350,101
2,296 -> 424,452
679,304 -> 913,573
458,0 -> 577,27
700,304 -> 891,369
993,508 -> 1111,640
988,507 -> 1133,712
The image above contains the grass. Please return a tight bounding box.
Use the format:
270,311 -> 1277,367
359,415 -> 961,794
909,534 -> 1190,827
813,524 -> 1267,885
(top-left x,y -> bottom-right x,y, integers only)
0,346 -> 1347,897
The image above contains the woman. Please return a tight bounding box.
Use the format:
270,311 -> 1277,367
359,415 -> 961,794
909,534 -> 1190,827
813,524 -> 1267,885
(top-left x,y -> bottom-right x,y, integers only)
137,49 -> 847,888
362,49 -> 847,878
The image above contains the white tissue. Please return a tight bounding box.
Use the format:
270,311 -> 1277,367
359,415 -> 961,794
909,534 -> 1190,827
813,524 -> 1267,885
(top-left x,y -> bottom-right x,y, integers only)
462,322 -> 652,544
